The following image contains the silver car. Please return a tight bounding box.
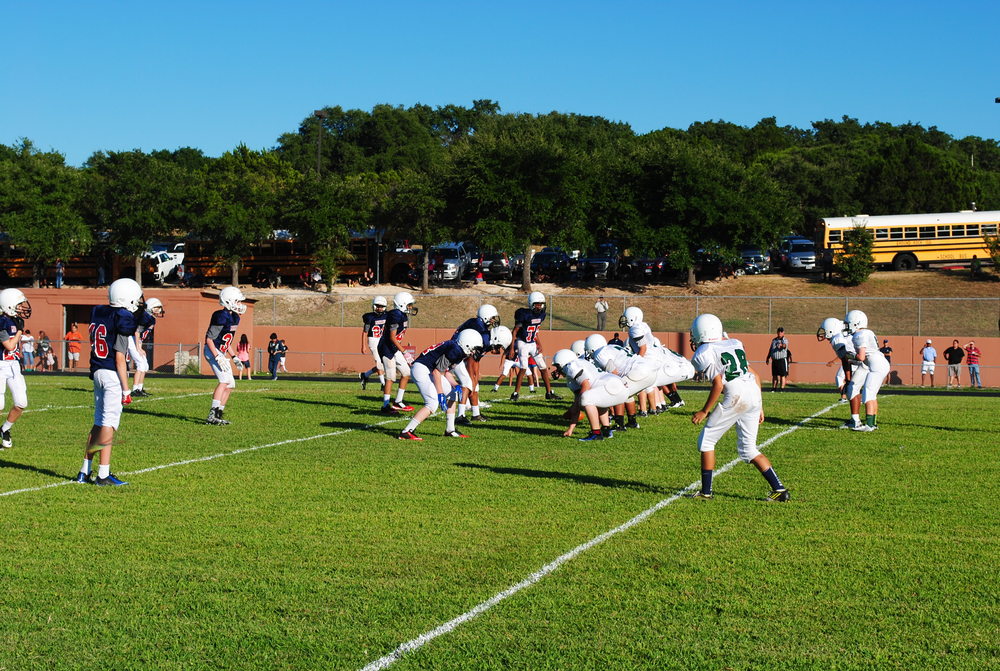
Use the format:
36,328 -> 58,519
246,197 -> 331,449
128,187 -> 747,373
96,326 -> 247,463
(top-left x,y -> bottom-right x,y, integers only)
780,239 -> 817,272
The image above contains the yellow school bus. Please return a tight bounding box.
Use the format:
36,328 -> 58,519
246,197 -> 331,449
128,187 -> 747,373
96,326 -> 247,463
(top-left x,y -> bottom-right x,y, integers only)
819,211 -> 999,270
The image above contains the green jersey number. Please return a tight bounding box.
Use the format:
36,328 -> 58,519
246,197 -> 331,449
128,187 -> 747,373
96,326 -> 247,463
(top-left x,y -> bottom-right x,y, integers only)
719,349 -> 750,381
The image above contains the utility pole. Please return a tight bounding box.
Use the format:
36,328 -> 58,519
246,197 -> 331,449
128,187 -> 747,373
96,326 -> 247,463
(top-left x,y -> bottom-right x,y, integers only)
313,109 -> 328,177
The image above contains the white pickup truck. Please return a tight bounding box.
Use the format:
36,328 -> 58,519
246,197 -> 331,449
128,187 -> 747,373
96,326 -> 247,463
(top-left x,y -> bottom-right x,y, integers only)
144,243 -> 185,284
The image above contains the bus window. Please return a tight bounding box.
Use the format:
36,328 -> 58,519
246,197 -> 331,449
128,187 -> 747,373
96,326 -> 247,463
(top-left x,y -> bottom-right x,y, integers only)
966,225 -> 979,236
936,225 -> 950,237
983,224 -> 998,236
828,230 -> 841,243
904,227 -> 918,239
875,228 -> 889,240
919,227 -> 935,239
951,225 -> 965,237
889,228 -> 903,240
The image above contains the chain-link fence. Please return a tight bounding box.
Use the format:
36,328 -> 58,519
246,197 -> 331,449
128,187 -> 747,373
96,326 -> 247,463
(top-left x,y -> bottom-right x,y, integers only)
25,339 -> 205,374
255,294 -> 1000,338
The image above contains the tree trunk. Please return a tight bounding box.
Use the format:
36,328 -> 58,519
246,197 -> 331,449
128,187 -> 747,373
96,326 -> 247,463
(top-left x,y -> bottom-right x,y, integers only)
32,261 -> 42,289
230,260 -> 240,287
134,257 -> 142,285
686,266 -> 696,289
521,241 -> 533,293
421,249 -> 430,292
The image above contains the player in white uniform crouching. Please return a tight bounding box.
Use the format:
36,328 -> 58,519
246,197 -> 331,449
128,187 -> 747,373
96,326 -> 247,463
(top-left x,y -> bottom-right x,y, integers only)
584,333 -> 654,433
844,309 -> 889,432
688,313 -> 789,502
817,318 -> 863,421
621,307 -> 693,412
553,349 -> 628,441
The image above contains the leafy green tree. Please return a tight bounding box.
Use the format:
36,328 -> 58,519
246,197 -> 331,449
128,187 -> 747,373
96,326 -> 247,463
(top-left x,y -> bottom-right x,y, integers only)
982,234 -> 1000,272
836,225 -> 875,286
0,140 -> 90,287
200,146 -> 300,286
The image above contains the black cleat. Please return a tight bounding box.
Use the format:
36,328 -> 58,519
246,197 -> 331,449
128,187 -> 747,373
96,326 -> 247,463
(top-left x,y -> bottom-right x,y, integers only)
0,429 -> 10,449
509,392 -> 519,402
545,391 -> 561,400
767,488 -> 791,502
381,404 -> 400,415
359,372 -> 368,390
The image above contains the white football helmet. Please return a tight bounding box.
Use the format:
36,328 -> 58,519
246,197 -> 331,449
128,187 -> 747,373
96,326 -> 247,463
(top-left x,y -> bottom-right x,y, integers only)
817,317 -> 843,341
689,313 -> 724,350
619,306 -> 643,329
393,291 -> 417,315
845,309 -> 868,333
457,329 -> 483,356
109,278 -> 145,312
478,303 -> 500,328
145,297 -> 166,318
220,286 -> 247,315
583,333 -> 607,359
527,291 -> 545,313
0,288 -> 31,319
570,339 -> 586,357
372,295 -> 388,313
489,325 -> 513,350
552,349 -> 577,371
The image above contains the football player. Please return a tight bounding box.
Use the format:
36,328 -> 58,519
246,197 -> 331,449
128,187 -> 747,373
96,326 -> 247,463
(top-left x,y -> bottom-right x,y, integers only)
204,287 -> 245,426
359,296 -> 388,391
452,304 -> 500,424
817,317 -> 854,406
378,292 -> 417,414
843,309 -> 889,432
553,348 -> 631,441
508,291 -> 558,401
398,329 -> 486,440
0,289 -> 31,450
621,306 -> 694,412
78,278 -> 141,486
129,297 -> 165,397
584,333 -> 652,432
688,313 -> 789,502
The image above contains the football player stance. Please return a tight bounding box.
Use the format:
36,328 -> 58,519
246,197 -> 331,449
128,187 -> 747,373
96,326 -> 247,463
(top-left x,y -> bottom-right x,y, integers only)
621,306 -> 694,413
398,329 -> 494,440
0,289 -> 31,450
817,318 -> 855,407
688,313 -> 789,502
78,278 -> 142,486
204,287 -> 245,426
584,333 -> 653,434
378,292 -> 418,415
129,297 -> 165,397
843,309 -> 889,432
359,296 -> 388,391
508,291 -> 558,401
453,304 -> 501,424
554,348 -> 634,441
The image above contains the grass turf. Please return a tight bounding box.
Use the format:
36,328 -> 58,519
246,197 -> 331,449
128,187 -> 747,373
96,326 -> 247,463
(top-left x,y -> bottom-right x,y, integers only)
0,375 -> 996,670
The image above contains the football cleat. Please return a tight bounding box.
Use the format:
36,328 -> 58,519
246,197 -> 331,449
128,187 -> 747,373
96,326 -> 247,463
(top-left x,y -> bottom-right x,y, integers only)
380,404 -> 400,415
690,491 -> 714,500
456,416 -> 472,426
391,402 -> 414,411
359,372 -> 368,390
509,392 -> 519,402
852,424 -> 874,432
74,471 -> 92,484
839,420 -> 859,430
638,411 -> 649,418
545,391 -> 561,400
668,400 -> 685,408
205,413 -> 221,425
397,431 -> 422,441
625,420 -> 640,430
601,427 -> 615,439
96,473 -> 128,486
214,408 -> 230,425
767,488 -> 791,502
443,430 -> 468,438
614,423 -> 628,433
470,414 -> 488,423
1,429 -> 11,449
578,432 -> 604,442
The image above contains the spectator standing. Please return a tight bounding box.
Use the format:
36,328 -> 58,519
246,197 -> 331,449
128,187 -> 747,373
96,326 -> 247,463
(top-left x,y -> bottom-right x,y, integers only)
970,255 -> 982,280
608,332 -> 625,347
55,258 -> 65,289
20,330 -> 34,372
595,297 -> 609,331
920,340 -> 937,387
764,327 -> 790,391
267,333 -> 280,380
37,331 -> 51,372
943,340 -> 965,388
878,339 -> 893,384
278,339 -> 288,373
64,322 -> 82,370
822,248 -> 835,281
236,334 -> 252,380
965,341 -> 983,388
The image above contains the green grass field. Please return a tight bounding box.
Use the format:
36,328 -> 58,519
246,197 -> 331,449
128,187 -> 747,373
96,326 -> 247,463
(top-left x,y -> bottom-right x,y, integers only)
0,375 -> 997,670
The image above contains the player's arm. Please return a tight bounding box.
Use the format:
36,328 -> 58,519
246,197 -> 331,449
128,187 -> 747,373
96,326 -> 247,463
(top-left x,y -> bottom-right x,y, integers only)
507,324 -> 522,358
361,323 -> 369,354
1,327 -> 18,352
692,374 -> 724,425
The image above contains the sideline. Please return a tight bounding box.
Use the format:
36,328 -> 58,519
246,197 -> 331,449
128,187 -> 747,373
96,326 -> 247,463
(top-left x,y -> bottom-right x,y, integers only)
358,400 -> 842,671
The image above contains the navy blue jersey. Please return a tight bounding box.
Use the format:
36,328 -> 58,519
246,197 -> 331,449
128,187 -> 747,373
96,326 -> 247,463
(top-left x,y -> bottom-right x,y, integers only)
453,317 -> 490,361
414,340 -> 467,372
135,310 -> 156,342
377,309 -> 409,359
0,315 -> 21,362
205,309 -> 240,353
89,305 -> 137,373
362,311 -> 389,339
513,307 -> 545,344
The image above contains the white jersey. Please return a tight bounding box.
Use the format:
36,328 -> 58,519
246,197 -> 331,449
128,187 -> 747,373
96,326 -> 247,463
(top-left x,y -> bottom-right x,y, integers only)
564,358 -> 601,393
851,329 -> 889,373
692,338 -> 756,391
627,322 -> 661,353
829,332 -> 856,360
592,344 -> 639,376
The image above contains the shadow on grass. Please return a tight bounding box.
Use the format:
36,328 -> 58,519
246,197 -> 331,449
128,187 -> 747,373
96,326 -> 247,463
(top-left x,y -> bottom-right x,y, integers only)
124,407 -> 209,425
267,396 -> 358,410
0,458 -> 67,480
455,461 -> 673,495
59,387 -> 92,393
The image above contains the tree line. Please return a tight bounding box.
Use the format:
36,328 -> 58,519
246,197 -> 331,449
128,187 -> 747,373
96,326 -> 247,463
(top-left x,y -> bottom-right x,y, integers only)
3,100 -> 999,290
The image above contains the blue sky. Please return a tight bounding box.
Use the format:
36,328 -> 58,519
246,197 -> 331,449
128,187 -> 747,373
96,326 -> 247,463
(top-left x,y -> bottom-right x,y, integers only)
4,0 -> 999,167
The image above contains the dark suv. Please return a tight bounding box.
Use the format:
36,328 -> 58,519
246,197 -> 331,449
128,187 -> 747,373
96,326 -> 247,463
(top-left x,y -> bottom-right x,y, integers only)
530,250 -> 571,279
578,243 -> 622,280
480,251 -> 511,281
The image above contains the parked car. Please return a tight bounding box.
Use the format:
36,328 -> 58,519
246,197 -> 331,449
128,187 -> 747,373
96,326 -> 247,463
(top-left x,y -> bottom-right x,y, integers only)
740,247 -> 771,274
577,243 -> 622,280
624,255 -> 669,282
480,251 -> 511,281
778,237 -> 818,272
530,250 -> 571,279
143,245 -> 185,284
428,243 -> 471,282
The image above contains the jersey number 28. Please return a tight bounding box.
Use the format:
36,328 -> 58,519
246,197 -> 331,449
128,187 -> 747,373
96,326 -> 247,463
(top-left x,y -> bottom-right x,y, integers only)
720,349 -> 750,381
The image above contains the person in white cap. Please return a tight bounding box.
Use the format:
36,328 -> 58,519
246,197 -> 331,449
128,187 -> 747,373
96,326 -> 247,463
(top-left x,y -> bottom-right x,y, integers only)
920,339 -> 937,387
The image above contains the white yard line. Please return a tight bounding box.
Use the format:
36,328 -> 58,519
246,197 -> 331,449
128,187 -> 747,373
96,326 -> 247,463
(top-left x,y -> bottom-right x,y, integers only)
22,387 -> 276,414
359,401 -> 842,671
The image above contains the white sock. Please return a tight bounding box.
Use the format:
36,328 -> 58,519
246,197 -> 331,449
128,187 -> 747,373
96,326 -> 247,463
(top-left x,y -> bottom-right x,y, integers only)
378,374 -> 385,385
81,458 -> 92,475
471,405 -> 480,417
1,421 -> 11,432
851,413 -> 860,424
403,419 -> 419,433
395,389 -> 405,403
446,412 -> 456,432
98,463 -> 110,479
212,400 -> 221,409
